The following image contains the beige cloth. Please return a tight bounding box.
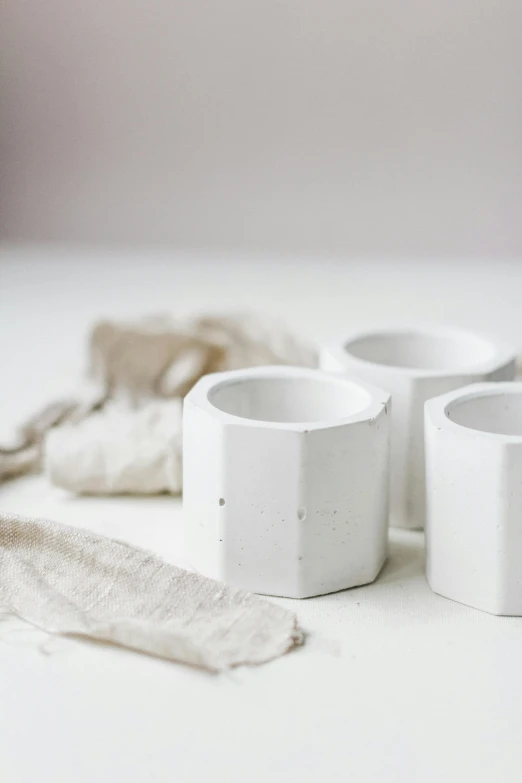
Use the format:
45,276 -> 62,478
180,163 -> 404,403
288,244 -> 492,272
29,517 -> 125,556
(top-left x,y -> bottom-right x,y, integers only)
45,400 -> 184,495
1,314 -> 316,493
0,314 -> 309,669
0,511 -> 302,671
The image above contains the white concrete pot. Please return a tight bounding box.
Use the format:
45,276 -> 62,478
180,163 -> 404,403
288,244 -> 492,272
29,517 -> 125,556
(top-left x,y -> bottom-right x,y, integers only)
425,382 -> 522,615
321,327 -> 516,529
183,365 -> 391,598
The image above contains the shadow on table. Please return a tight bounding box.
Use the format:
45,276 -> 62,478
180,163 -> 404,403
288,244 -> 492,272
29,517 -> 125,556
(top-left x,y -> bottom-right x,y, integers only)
376,531 -> 425,586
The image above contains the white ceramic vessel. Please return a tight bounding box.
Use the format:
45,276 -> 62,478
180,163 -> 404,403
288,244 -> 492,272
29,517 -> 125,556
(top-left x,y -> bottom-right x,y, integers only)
183,365 -> 391,598
321,327 -> 516,529
425,382 -> 522,615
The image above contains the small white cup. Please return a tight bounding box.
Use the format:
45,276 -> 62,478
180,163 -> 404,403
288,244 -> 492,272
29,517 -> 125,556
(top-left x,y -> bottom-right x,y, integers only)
425,382 -> 522,615
183,365 -> 390,598
321,326 -> 516,529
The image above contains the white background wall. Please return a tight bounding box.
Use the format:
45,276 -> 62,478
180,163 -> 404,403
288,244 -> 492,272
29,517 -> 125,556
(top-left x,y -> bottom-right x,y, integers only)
1,1 -> 521,256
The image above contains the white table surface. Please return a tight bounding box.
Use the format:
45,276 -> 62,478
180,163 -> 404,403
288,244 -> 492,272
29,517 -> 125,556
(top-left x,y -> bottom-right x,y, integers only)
1,246 -> 522,783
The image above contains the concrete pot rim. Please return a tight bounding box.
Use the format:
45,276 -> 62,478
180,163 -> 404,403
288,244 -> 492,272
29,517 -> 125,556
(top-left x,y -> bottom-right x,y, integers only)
426,381 -> 522,444
185,365 -> 390,432
325,324 -> 516,380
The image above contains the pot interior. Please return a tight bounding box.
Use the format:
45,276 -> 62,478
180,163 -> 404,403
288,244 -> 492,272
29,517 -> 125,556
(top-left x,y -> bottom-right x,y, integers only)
447,391 -> 522,436
209,375 -> 370,424
344,330 -> 496,371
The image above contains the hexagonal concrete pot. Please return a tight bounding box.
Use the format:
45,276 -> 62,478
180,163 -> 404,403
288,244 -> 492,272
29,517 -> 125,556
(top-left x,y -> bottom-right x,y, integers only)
321,327 -> 516,530
183,366 -> 391,598
425,382 -> 522,615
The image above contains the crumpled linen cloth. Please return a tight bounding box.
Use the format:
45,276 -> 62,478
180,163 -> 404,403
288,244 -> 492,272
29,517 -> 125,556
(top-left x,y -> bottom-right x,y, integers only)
0,512 -> 302,671
46,400 -> 184,495
1,313 -> 316,494
0,314 -> 309,669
